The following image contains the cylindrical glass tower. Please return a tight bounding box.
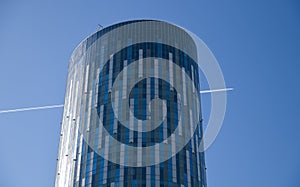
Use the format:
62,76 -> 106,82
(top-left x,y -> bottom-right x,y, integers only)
55,20 -> 207,187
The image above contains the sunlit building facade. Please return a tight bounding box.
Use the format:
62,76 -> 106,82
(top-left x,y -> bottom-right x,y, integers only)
55,20 -> 207,187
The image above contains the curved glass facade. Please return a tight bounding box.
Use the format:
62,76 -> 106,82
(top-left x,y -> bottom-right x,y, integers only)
55,20 -> 207,187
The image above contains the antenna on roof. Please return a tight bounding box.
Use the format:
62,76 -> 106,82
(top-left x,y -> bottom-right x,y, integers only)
98,24 -> 104,30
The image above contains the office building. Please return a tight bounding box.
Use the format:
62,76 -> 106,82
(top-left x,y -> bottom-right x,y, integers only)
55,20 -> 207,187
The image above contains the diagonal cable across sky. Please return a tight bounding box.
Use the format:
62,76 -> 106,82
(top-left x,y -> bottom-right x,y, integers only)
0,88 -> 233,114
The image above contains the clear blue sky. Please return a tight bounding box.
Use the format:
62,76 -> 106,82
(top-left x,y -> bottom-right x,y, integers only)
0,0 -> 299,186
